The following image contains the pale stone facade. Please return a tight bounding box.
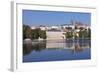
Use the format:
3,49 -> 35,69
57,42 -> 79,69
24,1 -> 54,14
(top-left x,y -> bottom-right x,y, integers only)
46,31 -> 66,40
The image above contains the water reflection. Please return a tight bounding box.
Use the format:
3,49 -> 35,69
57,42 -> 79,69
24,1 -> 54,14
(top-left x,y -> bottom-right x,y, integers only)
23,39 -> 91,56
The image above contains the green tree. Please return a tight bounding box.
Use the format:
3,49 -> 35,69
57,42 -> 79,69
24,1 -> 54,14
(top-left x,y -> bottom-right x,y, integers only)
31,28 -> 40,39
23,25 -> 32,40
79,30 -> 83,38
87,28 -> 91,38
39,30 -> 47,39
79,29 -> 89,39
65,31 -> 73,39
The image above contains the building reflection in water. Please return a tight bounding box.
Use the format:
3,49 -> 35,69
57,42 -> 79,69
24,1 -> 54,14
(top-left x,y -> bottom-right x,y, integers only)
23,39 -> 91,56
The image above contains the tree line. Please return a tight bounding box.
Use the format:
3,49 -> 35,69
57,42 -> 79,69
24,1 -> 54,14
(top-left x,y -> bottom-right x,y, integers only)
65,27 -> 91,39
23,24 -> 91,40
23,25 -> 46,40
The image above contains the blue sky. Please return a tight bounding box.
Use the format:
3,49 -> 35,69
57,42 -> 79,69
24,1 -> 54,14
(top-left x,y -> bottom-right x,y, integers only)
23,10 -> 91,26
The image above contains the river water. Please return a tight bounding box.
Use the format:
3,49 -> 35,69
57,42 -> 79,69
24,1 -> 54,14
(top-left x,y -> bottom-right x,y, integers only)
23,39 -> 91,62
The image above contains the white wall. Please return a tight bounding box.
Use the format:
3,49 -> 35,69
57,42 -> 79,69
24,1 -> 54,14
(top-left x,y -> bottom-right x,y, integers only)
0,0 -> 100,73
46,31 -> 65,40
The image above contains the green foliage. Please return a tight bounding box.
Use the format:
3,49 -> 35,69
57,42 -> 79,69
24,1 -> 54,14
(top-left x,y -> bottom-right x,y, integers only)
79,30 -> 83,38
65,31 -> 73,39
39,30 -> 47,39
79,28 -> 91,39
23,25 -> 47,40
31,28 -> 47,39
31,28 -> 40,39
87,28 -> 91,38
65,28 -> 91,39
23,25 -> 32,40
